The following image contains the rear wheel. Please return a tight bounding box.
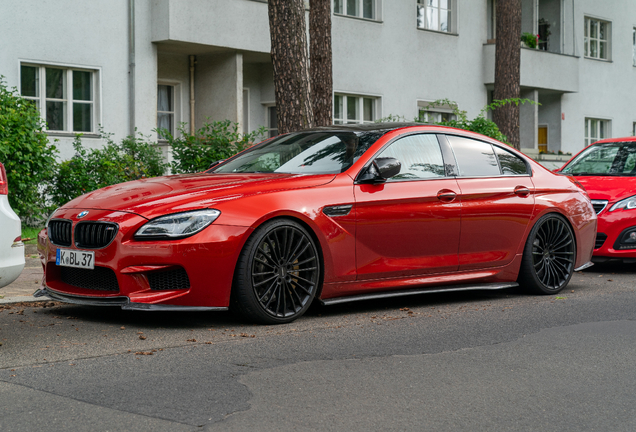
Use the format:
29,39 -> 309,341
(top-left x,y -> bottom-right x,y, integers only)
232,219 -> 321,324
518,214 -> 576,294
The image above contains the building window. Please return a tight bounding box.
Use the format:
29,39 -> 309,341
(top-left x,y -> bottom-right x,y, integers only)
334,0 -> 375,20
418,101 -> 457,123
157,85 -> 175,137
417,0 -> 452,33
585,118 -> 610,147
20,64 -> 96,133
584,17 -> 610,60
633,122 -> 636,136
633,28 -> 636,66
334,94 -> 376,124
266,105 -> 278,138
418,109 -> 456,123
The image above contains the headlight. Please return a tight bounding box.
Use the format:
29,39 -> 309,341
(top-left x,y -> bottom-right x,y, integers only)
135,209 -> 221,240
609,195 -> 636,212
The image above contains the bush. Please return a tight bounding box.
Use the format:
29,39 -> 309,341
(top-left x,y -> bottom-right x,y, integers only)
376,99 -> 536,144
47,130 -> 168,206
0,77 -> 58,221
161,120 -> 266,174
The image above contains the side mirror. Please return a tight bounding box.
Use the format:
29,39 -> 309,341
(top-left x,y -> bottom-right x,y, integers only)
207,160 -> 225,170
358,157 -> 401,183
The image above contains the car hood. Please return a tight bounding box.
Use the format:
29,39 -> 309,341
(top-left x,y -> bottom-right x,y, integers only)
61,173 -> 336,219
572,176 -> 636,202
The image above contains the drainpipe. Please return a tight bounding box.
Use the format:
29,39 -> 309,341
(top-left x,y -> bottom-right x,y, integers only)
128,0 -> 136,136
189,55 -> 196,135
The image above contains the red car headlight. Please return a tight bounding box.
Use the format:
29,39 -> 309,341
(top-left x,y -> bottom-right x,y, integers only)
609,195 -> 636,212
135,209 -> 221,240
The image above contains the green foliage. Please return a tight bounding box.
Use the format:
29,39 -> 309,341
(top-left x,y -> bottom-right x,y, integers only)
421,98 -> 538,144
0,77 -> 58,221
161,120 -> 267,174
377,98 -> 537,144
47,130 -> 168,206
521,32 -> 538,49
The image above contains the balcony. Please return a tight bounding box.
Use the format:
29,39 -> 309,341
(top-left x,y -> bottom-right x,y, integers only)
482,43 -> 579,93
151,0 -> 271,54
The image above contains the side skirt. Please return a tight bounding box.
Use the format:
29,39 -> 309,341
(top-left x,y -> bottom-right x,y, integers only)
320,282 -> 519,306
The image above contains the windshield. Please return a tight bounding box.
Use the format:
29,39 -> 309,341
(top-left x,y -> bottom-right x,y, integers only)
211,131 -> 383,174
561,142 -> 636,176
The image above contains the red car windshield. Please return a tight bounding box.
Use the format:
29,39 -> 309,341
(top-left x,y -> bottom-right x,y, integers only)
561,142 -> 636,176
212,131 -> 382,174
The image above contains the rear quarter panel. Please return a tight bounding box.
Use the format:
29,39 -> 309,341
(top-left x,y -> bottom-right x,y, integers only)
529,164 -> 597,268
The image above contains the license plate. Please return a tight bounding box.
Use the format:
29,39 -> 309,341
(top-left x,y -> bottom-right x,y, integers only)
56,249 -> 95,270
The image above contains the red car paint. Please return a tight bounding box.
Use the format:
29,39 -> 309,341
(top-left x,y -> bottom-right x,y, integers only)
37,124 -> 596,312
559,137 -> 636,262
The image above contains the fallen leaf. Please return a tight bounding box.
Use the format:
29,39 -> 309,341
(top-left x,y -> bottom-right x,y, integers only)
135,351 -> 153,355
187,338 -> 197,342
139,335 -> 147,340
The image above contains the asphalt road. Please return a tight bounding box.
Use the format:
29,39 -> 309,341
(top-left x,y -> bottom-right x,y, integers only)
1,261 -> 635,432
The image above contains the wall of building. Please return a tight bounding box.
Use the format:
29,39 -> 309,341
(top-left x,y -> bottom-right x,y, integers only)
538,92 -> 562,152
332,1 -> 489,121
559,0 -> 636,154
1,0 -> 635,161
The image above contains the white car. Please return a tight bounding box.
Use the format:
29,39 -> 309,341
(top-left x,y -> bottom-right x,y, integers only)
0,162 -> 24,289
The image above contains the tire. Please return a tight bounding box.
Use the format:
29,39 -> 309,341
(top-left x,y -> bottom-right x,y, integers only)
518,213 -> 576,295
232,219 -> 321,324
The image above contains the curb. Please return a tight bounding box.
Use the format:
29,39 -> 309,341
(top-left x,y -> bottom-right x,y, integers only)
0,295 -> 44,305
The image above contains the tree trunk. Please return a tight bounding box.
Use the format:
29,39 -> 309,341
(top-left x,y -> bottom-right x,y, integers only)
268,0 -> 314,134
492,0 -> 522,149
309,0 -> 333,127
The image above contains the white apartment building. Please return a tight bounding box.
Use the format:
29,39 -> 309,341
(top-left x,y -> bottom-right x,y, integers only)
1,0 -> 635,160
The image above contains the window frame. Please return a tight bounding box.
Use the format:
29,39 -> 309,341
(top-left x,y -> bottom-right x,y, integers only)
333,0 -> 381,21
417,100 -> 457,124
584,118 -> 611,147
19,62 -> 100,135
376,133 -> 448,182
264,103 -> 278,138
633,28 -> 636,67
157,83 -> 175,139
584,16 -> 611,61
416,0 -> 455,34
333,93 -> 379,125
444,134 -> 530,178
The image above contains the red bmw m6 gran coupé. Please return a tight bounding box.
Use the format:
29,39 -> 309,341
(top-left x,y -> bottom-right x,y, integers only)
36,124 -> 597,323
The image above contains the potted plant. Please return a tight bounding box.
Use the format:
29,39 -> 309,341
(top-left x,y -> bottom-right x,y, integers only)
520,32 -> 539,49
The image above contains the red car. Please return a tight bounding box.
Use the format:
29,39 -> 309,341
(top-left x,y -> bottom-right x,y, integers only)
558,137 -> 636,263
36,124 -> 596,323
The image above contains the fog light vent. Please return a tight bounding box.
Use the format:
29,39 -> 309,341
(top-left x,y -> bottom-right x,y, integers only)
147,268 -> 191,291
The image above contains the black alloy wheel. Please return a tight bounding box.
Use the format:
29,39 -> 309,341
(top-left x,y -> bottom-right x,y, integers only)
518,213 -> 576,294
233,219 -> 321,324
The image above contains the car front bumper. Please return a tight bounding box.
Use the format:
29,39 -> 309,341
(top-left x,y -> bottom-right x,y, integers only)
39,208 -> 251,309
593,208 -> 636,262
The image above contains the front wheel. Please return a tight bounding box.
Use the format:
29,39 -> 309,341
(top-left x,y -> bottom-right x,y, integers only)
518,214 -> 576,294
232,219 -> 321,324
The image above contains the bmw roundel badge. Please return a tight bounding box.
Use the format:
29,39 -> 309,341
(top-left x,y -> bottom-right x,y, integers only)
77,211 -> 89,219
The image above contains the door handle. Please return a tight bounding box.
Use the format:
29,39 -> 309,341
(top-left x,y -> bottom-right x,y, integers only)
514,186 -> 531,197
437,189 -> 457,202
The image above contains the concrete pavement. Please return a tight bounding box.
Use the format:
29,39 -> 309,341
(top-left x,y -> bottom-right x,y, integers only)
0,244 -> 43,304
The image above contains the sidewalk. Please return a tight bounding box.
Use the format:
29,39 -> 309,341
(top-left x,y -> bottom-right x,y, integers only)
0,244 -> 44,305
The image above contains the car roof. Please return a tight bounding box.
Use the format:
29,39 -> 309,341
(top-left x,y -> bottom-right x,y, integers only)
307,122 -> 425,133
592,136 -> 636,145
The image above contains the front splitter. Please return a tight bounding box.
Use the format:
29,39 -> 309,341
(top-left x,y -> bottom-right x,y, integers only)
34,287 -> 228,312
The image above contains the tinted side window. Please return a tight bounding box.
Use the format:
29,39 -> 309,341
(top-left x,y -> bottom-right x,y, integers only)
377,134 -> 445,180
446,135 -> 500,177
493,146 -> 529,175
